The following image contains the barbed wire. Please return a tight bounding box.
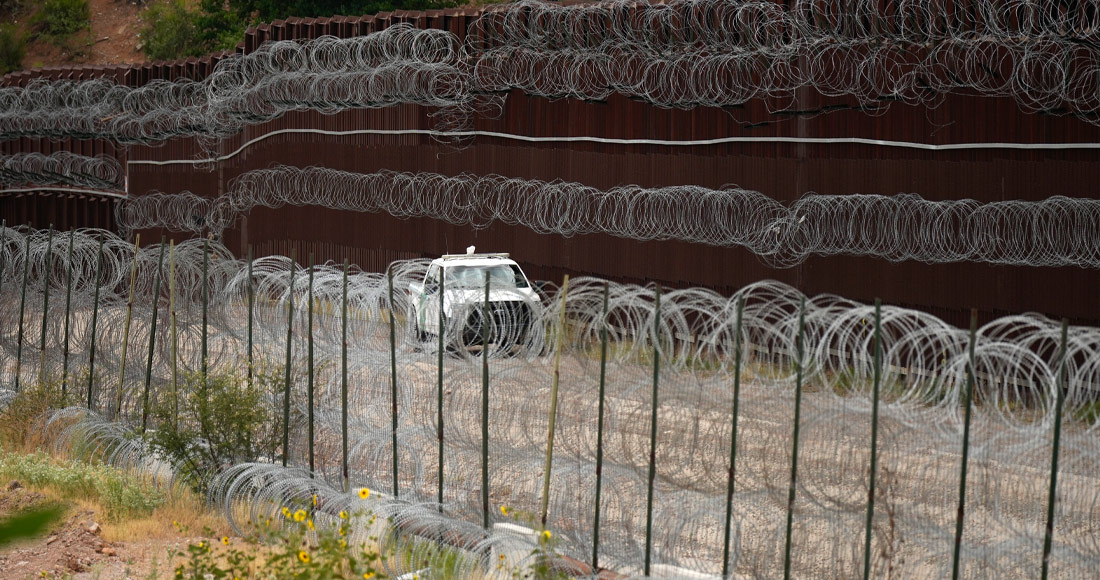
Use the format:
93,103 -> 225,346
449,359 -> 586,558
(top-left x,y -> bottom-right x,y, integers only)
3,0 -> 1100,147
0,152 -> 123,190
1,226 -> 1099,577
471,0 -> 1100,115
0,25 -> 472,146
115,165 -> 1100,269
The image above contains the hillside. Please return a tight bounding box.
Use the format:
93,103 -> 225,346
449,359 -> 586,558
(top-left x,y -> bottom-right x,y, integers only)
12,0 -> 144,70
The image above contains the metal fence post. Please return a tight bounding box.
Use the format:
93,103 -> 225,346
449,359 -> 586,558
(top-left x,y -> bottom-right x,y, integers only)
341,258 -> 349,492
722,295 -> 746,578
201,237 -> 209,390
782,296 -> 807,580
389,264 -> 399,498
437,266 -> 446,510
592,281 -> 610,571
481,270 -> 491,529
951,308 -> 979,580
282,250 -> 295,468
116,234 -> 141,419
169,240 -> 178,427
1041,319 -> 1069,579
87,235 -> 105,409
61,231 -> 75,399
540,275 -> 570,527
37,226 -> 54,386
15,233 -> 30,391
862,299 -> 883,580
247,245 -> 254,391
644,285 -> 662,577
308,253 -> 315,475
141,237 -> 166,433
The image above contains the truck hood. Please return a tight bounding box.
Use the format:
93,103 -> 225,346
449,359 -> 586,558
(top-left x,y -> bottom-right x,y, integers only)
443,287 -> 541,312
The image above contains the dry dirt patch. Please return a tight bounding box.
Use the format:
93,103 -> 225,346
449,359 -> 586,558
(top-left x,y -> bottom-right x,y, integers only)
0,481 -> 183,580
19,0 -> 145,70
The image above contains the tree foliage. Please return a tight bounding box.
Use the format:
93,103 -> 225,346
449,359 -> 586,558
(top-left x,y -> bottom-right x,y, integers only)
0,23 -> 25,75
142,0 -> 246,61
142,0 -> 459,62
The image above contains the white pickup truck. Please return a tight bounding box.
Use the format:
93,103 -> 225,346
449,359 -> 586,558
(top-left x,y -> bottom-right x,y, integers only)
407,249 -> 544,353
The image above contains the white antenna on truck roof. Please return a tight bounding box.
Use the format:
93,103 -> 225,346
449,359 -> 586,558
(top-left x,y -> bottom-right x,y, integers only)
467,245 -> 475,255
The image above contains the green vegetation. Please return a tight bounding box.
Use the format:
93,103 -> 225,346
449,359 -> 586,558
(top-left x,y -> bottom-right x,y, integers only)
0,23 -> 25,75
34,0 -> 89,37
0,450 -> 164,522
145,369 -> 277,495
140,0 -> 247,61
175,506 -> 386,580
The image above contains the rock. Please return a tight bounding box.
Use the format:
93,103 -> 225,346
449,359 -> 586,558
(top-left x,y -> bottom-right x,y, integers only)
46,535 -> 58,545
87,522 -> 101,535
14,561 -> 27,567
6,481 -> 22,491
100,546 -> 116,557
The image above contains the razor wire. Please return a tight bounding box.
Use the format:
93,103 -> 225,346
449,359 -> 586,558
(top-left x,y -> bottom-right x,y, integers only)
115,165 -> 1100,269
2,226 -> 1100,578
470,0 -> 1100,115
0,25 -> 473,146
0,151 -> 123,190
3,0 -> 1100,147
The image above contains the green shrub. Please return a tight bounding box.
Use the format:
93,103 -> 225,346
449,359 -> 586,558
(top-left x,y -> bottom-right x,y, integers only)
0,23 -> 25,75
0,451 -> 164,521
139,0 -> 198,61
141,0 -> 245,61
146,369 -> 276,494
35,0 -> 89,37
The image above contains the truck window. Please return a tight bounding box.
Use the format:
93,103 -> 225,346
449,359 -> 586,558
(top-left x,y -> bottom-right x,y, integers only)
448,265 -> 529,288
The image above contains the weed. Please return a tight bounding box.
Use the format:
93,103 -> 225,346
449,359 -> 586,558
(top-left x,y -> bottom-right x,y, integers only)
0,377 -> 80,452
173,500 -> 386,580
0,450 -> 163,521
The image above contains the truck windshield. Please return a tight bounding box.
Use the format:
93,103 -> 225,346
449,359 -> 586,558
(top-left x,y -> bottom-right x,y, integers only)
447,265 -> 529,288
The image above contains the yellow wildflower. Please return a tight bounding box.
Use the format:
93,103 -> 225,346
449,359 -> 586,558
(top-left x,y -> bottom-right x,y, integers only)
298,550 -> 311,564
500,505 -> 510,516
221,536 -> 230,546
294,509 -> 307,522
312,494 -> 318,507
282,507 -> 292,518
339,539 -> 348,548
339,510 -> 348,519
542,530 -> 552,540
307,519 -> 315,531
358,488 -> 371,499
363,573 -> 375,580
